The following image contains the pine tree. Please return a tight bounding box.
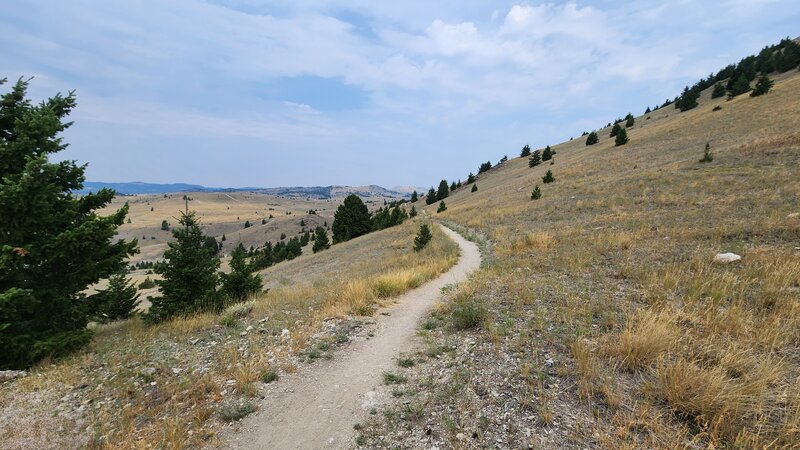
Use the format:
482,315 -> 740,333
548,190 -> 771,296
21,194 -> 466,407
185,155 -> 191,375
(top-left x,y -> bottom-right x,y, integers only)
645,106 -> 651,114
542,170 -> 555,183
728,74 -> 752,98
0,78 -> 137,368
471,184 -> 478,192
437,201 -> 447,213
410,190 -> 418,202
425,187 -> 437,205
750,75 -> 774,97
300,219 -> 306,227
147,212 -> 220,322
528,150 -> 542,167
478,161 -> 492,174
161,220 -> 170,231
625,116 -> 635,128
409,205 -> 417,217
520,144 -> 531,157
542,145 -> 553,161
449,181 -> 457,192
585,131 -> 599,146
711,82 -> 727,99
203,236 -> 220,255
466,172 -> 476,184
220,243 -> 262,302
437,180 -> 449,201
699,142 -> 714,163
414,224 -> 433,251
312,226 -> 330,253
244,220 -> 251,228
332,194 -> 371,244
531,185 -> 542,200
92,272 -> 139,322
610,122 -> 621,138
615,128 -> 629,146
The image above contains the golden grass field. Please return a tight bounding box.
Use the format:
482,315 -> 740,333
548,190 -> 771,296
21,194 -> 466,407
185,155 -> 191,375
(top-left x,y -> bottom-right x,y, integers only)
0,220 -> 459,449
357,72 -> 800,448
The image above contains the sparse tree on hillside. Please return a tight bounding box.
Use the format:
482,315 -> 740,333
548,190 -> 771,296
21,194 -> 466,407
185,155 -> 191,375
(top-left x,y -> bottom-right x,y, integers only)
332,194 -> 371,244
542,170 -> 555,184
437,201 -> 447,213
437,180 -> 449,201
615,128 -> 629,146
625,116 -> 635,128
450,181 -> 457,192
528,150 -> 542,167
147,211 -> 220,323
466,173 -> 476,184
711,82 -> 727,99
161,220 -> 170,231
0,78 -> 137,369
676,86 -> 700,111
585,131 -> 599,146
410,190 -> 418,202
531,185 -> 542,200
414,224 -> 433,251
244,220 -> 251,228
610,122 -> 621,138
750,75 -> 774,97
645,106 -> 651,114
409,205 -> 417,217
220,243 -> 262,302
699,142 -> 714,163
312,226 -> 330,253
542,146 -> 553,161
92,272 -> 139,323
471,184 -> 478,192
478,161 -> 492,174
520,144 -> 531,157
425,187 -> 437,205
728,74 -> 752,98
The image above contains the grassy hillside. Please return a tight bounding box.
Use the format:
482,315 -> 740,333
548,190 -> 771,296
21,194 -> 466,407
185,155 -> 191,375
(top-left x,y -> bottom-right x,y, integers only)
0,220 -> 458,449
359,73 -> 800,448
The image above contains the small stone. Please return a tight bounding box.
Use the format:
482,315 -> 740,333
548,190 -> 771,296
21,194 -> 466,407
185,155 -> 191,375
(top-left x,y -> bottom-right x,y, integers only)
281,329 -> 291,341
258,318 -> 268,324
456,432 -> 465,440
713,252 -> 742,264
171,368 -> 182,375
245,325 -> 253,332
240,331 -> 248,337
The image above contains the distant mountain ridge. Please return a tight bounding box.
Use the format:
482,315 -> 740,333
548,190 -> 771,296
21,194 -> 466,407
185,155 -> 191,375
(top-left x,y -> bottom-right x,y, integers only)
78,181 -> 410,198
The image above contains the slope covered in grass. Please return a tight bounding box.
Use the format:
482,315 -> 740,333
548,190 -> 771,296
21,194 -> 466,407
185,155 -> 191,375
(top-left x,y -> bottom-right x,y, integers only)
359,72 -> 800,448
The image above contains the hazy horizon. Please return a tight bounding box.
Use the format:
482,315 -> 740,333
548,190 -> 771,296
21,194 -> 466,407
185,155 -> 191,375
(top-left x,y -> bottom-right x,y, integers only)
3,0 -> 799,188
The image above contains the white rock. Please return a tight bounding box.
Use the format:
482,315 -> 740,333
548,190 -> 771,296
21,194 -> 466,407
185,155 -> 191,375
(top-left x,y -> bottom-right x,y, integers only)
245,325 -> 253,332
456,433 -> 465,440
171,368 -> 182,375
281,329 -> 291,341
240,331 -> 248,337
713,252 -> 742,264
0,370 -> 26,383
787,212 -> 799,219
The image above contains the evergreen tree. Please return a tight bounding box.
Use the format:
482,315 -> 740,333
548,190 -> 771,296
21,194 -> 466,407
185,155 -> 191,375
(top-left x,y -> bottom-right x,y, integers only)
699,142 -> 714,163
615,128 -> 629,146
542,145 -> 553,161
610,122 -> 621,138
437,180 -> 449,201
312,226 -> 330,253
450,181 -> 457,191
531,185 -> 542,200
332,194 -> 371,244
711,82 -> 727,99
203,236 -> 220,255
410,190 -> 418,202
520,144 -> 531,157
542,170 -> 555,184
528,150 -> 542,167
750,75 -> 774,97
728,74 -> 752,98
300,218 -> 306,227
676,86 -> 700,111
425,187 -> 437,205
456,180 -> 462,189
147,212 -> 220,322
625,116 -> 635,128
437,201 -> 447,213
0,78 -> 137,369
645,106 -> 651,114
478,161 -> 492,174
244,220 -> 251,228
300,230 -> 310,246
92,272 -> 139,323
285,237 -> 302,260
161,220 -> 170,231
471,184 -> 478,193
466,172 -> 476,184
585,131 -> 599,146
220,243 -> 262,302
409,205 -> 418,217
413,224 -> 433,251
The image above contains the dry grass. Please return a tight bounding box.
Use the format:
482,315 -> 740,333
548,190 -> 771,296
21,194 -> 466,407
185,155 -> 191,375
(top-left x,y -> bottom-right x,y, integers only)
358,72 -> 800,448
0,220 -> 459,449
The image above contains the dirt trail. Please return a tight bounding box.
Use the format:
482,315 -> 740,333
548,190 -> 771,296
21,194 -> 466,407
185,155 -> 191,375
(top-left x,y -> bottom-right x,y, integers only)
226,224 -> 481,450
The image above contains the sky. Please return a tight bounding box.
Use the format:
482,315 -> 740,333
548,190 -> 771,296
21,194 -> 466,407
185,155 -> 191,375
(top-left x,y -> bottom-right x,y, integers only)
2,1 -> 799,188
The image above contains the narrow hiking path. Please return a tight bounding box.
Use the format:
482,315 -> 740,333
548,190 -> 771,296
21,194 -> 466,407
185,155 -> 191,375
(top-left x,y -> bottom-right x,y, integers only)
224,224 -> 481,450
